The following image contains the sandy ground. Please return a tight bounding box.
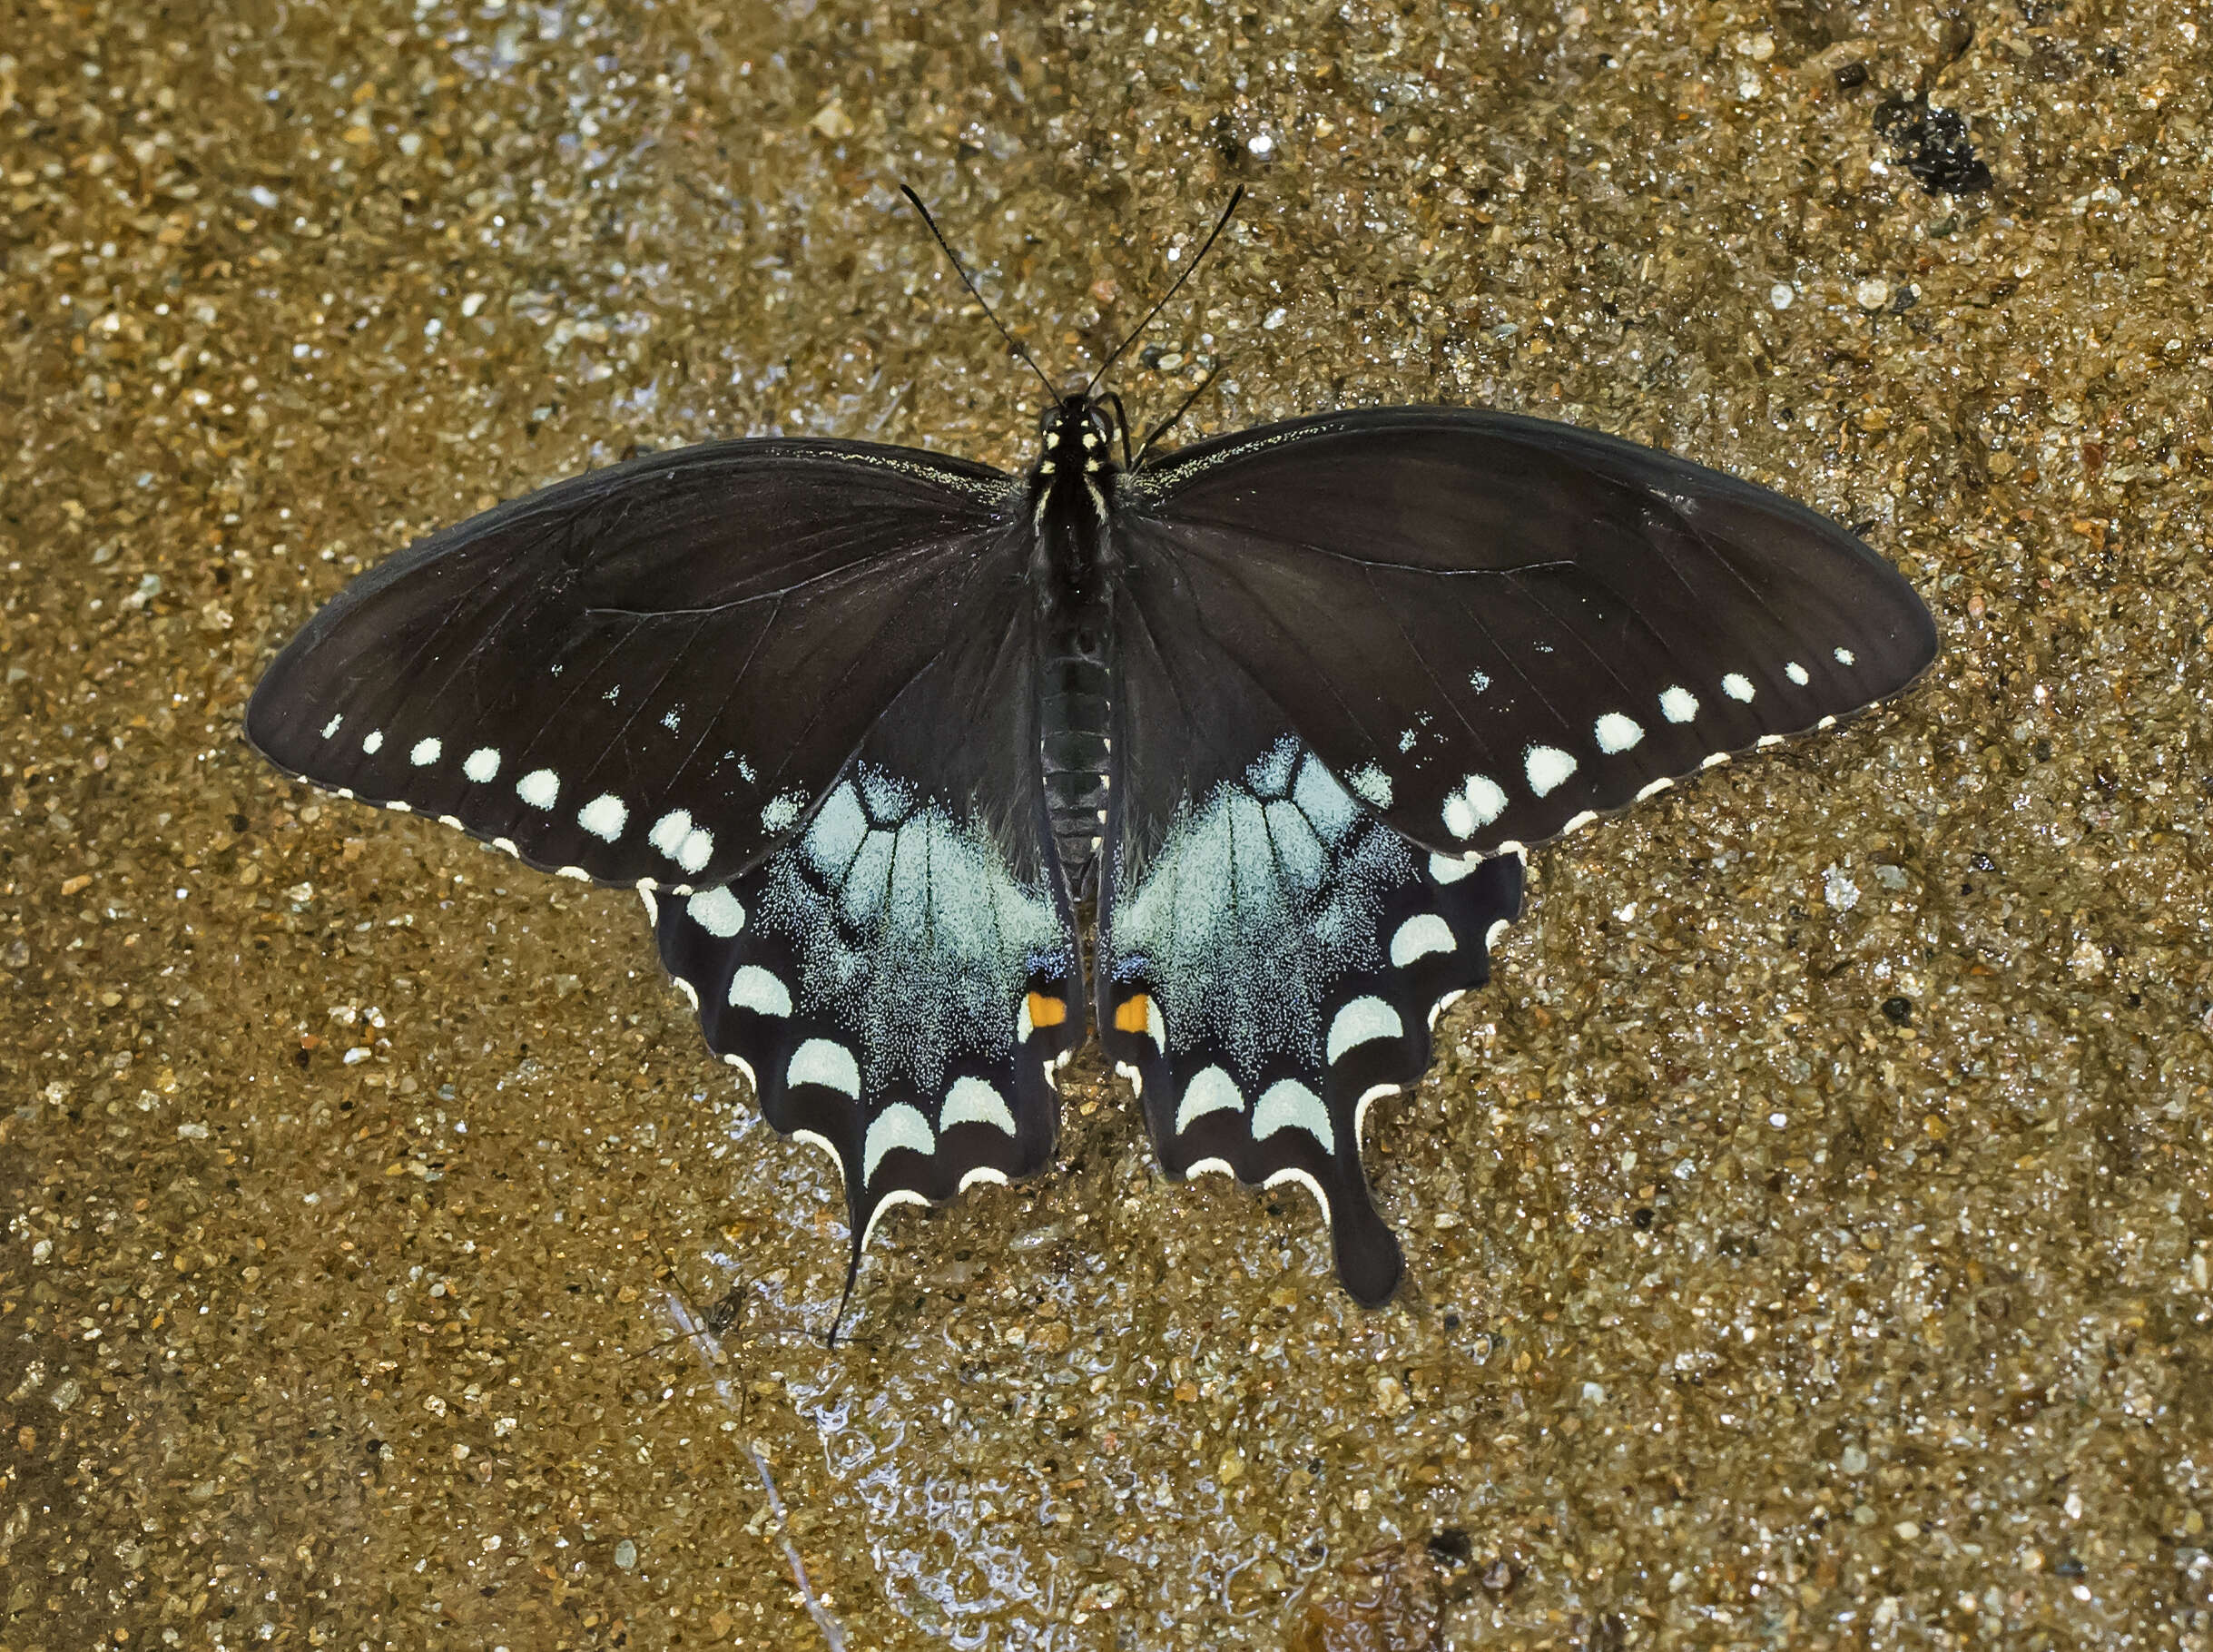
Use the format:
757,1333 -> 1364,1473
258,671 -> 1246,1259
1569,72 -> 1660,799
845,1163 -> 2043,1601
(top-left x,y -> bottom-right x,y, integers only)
4,0 -> 2210,1647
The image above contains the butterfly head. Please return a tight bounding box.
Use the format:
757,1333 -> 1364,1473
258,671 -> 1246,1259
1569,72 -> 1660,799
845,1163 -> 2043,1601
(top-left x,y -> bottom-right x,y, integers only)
1036,393 -> 1121,478
1029,394 -> 1123,532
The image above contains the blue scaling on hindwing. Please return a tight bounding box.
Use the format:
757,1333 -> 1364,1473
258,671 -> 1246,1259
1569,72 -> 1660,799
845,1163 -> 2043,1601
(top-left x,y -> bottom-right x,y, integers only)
655,759 -> 1082,1267
754,763 -> 1069,1097
1097,737 -> 1523,1305
1108,738 -> 1415,1074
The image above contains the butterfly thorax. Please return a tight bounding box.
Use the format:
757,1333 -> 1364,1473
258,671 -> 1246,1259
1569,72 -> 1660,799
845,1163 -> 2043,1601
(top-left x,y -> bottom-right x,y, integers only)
1029,397 -> 1123,900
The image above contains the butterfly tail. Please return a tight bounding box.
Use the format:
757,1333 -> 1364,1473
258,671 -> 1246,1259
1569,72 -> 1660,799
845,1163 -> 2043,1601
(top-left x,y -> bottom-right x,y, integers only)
652,850 -> 1083,1325
1100,841 -> 1523,1305
828,1249 -> 861,1351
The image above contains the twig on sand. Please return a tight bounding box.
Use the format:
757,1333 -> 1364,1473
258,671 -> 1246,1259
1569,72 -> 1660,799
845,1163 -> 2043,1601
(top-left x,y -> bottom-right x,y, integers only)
664,1293 -> 850,1650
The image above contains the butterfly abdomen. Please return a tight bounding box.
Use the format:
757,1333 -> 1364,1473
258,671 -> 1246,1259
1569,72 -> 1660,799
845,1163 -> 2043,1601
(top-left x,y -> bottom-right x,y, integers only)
1038,613 -> 1116,899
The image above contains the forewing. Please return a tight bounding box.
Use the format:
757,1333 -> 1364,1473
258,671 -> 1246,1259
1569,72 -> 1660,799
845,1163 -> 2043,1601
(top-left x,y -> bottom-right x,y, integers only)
1097,558 -> 1523,1304
1120,408 -> 1938,857
246,440 -> 1018,888
655,575 -> 1083,1285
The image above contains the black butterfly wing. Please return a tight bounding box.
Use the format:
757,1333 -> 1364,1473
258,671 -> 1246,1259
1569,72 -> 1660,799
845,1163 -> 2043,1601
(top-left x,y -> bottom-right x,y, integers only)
246,440 -> 1018,889
654,564 -> 1084,1284
1098,406 -> 1933,1302
1095,547 -> 1523,1304
1117,408 -> 1938,858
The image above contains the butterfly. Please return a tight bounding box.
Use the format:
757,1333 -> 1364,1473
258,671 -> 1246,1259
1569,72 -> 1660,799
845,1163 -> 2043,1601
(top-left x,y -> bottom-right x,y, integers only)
245,190 -> 1936,1315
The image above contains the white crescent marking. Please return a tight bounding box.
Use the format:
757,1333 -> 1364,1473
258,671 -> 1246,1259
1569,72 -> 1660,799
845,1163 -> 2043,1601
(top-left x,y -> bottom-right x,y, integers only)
1390,913 -> 1457,967
860,1187 -> 929,1253
1253,1079 -> 1333,1153
727,966 -> 791,1017
1175,1066 -> 1244,1134
791,1128 -> 842,1190
940,1076 -> 1016,1136
1263,1166 -> 1333,1226
788,1038 -> 860,1098
1353,1083 -> 1401,1150
1327,996 -> 1404,1064
862,1103 -> 934,1182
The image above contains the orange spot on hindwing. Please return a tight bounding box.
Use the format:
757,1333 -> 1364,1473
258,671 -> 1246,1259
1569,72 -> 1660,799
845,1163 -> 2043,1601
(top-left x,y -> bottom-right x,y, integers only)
1025,992 -> 1067,1029
1113,994 -> 1153,1036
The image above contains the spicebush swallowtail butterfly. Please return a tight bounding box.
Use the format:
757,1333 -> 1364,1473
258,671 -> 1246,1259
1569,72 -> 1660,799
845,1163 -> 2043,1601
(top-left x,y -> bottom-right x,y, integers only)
246,192 -> 1936,1313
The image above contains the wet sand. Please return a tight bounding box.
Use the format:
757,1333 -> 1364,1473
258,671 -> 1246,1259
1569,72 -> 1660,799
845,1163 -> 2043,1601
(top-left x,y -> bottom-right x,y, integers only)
4,1 -> 2209,1646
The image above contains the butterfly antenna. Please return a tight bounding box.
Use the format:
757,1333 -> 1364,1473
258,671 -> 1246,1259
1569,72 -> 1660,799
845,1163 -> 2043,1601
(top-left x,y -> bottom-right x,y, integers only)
1085,183 -> 1246,398
900,183 -> 1061,406
1134,358 -> 1233,465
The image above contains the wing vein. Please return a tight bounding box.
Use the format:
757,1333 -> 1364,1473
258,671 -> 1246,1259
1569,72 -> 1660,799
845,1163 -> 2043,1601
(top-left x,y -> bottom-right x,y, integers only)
1362,563 -> 1510,779
1448,581 -> 1590,762
1135,504 -> 1583,582
1166,538 -> 1388,760
1502,569 -> 1654,727
577,528 -> 986,621
657,595 -> 783,809
755,585 -> 945,803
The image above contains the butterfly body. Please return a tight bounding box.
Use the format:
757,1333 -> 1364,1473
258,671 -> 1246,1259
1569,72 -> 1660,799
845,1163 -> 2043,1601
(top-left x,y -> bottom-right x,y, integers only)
249,391 -> 1934,1311
1029,395 -> 1126,897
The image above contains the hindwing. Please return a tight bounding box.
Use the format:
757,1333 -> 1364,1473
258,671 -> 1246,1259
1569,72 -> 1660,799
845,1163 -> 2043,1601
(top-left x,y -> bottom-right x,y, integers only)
1098,549 -> 1524,1302
654,572 -> 1082,1282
